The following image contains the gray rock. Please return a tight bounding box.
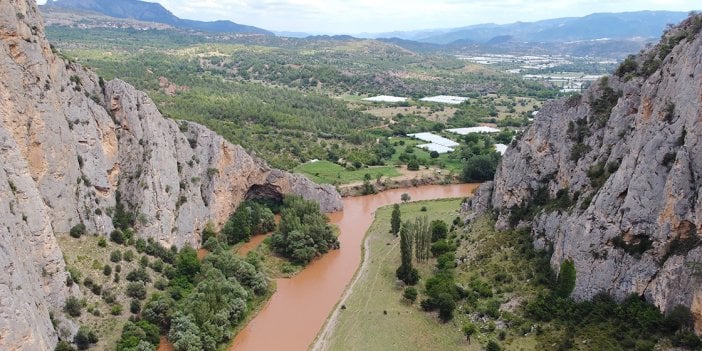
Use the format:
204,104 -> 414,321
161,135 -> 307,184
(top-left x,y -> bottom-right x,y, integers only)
0,0 -> 342,349
469,15 -> 702,332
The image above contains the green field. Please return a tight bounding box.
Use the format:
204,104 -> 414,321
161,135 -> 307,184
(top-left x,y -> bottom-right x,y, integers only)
327,199 -> 476,351
294,160 -> 401,185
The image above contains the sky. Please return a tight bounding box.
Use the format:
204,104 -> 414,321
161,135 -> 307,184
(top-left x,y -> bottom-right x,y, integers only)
41,0 -> 700,34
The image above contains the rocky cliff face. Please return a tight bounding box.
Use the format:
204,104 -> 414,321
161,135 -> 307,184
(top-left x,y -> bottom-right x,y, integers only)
468,15 -> 702,330
0,0 -> 341,349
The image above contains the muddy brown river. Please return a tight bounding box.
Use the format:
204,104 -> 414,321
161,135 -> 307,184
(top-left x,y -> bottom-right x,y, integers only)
228,183 -> 479,350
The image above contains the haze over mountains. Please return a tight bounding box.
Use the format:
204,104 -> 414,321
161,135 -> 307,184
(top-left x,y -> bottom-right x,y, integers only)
359,11 -> 690,44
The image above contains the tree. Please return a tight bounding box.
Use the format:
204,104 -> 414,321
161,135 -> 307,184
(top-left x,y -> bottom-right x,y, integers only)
430,220 -> 448,242
556,259 -> 576,298
413,216 -> 431,263
126,282 -> 147,300
407,158 -> 420,171
401,193 -> 411,202
391,204 -> 401,236
429,150 -> 440,159
461,153 -> 500,182
396,221 -> 419,285
462,323 -> 476,343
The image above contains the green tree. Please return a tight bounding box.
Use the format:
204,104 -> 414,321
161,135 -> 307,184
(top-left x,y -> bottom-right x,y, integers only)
407,158 -> 420,171
126,282 -> 147,300
396,221 -> 419,285
401,193 -> 411,202
556,259 -> 576,298
430,220 -> 448,242
461,153 -> 500,182
462,323 -> 476,343
413,216 -> 431,263
391,204 -> 401,236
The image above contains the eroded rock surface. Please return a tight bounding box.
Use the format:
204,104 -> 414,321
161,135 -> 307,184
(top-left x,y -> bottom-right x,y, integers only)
0,0 -> 341,349
467,15 -> 702,331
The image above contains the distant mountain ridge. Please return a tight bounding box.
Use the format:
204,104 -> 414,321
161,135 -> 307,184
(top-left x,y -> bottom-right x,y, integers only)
362,11 -> 691,45
44,0 -> 272,34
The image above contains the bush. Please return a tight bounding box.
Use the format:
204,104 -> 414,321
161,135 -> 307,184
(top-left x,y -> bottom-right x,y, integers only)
97,237 -> 107,247
110,250 -> 122,263
110,229 -> 125,244
103,264 -> 112,276
73,326 -> 98,350
126,267 -> 150,283
69,223 -> 86,238
407,158 -> 420,171
403,287 -> 418,302
486,340 -> 501,351
54,341 -> 75,351
430,220 -> 448,242
111,304 -> 123,315
123,250 -> 135,262
64,296 -> 82,317
555,259 -> 576,298
130,299 -> 142,314
431,240 -> 455,257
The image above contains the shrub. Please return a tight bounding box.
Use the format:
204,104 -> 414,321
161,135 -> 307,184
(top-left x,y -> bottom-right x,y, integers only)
407,158 -> 420,171
64,296 -> 83,317
73,326 -> 98,350
110,250 -> 122,263
110,229 -> 125,244
126,267 -> 150,283
130,299 -> 141,314
69,223 -> 86,238
111,304 -> 123,315
615,55 -> 638,77
555,259 -> 576,298
403,287 -> 418,302
103,264 -> 112,276
123,249 -> 134,262
97,237 -> 107,247
430,220 -> 448,242
54,341 -> 75,351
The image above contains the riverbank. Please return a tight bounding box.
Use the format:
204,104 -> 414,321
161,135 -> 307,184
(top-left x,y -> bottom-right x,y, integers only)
229,184 -> 479,350
312,199 -> 474,351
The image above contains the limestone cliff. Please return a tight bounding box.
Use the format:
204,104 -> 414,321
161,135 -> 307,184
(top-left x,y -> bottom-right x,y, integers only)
468,15 -> 702,330
0,0 -> 341,349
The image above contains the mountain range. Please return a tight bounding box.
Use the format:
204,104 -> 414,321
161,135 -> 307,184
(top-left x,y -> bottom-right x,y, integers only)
361,11 -> 690,45
43,0 -> 272,34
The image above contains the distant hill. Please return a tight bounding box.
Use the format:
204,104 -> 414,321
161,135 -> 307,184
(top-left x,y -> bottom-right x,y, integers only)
362,11 -> 690,45
43,0 -> 272,35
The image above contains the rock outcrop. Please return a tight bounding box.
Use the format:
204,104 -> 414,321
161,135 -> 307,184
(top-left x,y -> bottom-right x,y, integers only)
0,0 -> 341,349
467,15 -> 702,331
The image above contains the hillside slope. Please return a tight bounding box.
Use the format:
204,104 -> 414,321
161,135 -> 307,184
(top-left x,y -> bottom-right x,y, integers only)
468,14 -> 702,331
0,0 -> 340,349
43,0 -> 272,34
